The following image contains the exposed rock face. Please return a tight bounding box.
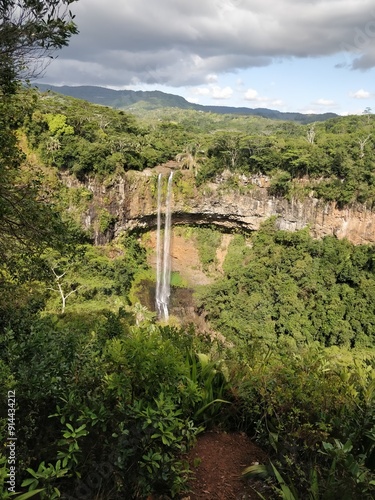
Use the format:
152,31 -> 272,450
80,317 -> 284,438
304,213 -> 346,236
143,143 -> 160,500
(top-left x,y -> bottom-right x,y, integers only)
66,169 -> 375,246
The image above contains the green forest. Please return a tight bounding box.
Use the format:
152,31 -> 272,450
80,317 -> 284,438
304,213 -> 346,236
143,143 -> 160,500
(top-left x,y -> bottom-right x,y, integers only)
1,2 -> 375,499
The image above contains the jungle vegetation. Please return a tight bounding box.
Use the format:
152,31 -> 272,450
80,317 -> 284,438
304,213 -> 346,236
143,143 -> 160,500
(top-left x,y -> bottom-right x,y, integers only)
1,9 -> 375,496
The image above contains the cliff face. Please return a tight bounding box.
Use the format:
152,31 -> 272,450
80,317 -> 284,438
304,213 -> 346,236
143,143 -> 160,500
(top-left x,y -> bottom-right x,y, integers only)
66,169 -> 375,246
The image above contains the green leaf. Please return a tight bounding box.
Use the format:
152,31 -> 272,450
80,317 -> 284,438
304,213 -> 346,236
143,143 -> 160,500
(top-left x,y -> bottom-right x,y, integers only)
193,398 -> 230,417
20,478 -> 38,488
242,463 -> 269,478
270,462 -> 298,500
24,468 -> 39,479
309,468 -> 319,500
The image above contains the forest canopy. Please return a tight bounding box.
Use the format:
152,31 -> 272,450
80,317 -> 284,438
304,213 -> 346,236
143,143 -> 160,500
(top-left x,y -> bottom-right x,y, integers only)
22,89 -> 375,207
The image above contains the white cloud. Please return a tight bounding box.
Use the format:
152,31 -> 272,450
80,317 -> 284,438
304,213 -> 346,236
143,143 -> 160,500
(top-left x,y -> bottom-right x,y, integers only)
350,89 -> 372,99
191,84 -> 233,100
244,88 -> 259,100
186,96 -> 200,104
244,88 -> 283,107
206,73 -> 218,83
211,85 -> 233,99
192,87 -> 211,96
299,100 -> 339,114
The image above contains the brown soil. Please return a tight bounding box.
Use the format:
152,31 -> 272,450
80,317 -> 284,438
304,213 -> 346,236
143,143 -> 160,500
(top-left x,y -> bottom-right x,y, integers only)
184,430 -> 269,500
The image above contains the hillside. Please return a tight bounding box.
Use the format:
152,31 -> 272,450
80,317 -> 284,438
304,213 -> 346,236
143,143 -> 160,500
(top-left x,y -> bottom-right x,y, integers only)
33,83 -> 338,123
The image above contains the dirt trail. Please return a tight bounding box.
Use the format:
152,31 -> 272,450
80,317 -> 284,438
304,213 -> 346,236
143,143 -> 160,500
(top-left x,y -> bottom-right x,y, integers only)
185,430 -> 269,500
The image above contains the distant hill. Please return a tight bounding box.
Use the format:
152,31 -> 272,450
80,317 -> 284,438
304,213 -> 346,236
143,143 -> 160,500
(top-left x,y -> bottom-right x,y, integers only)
33,84 -> 338,124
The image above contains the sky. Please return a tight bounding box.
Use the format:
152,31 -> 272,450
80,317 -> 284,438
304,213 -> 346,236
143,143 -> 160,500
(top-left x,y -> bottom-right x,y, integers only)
36,0 -> 375,115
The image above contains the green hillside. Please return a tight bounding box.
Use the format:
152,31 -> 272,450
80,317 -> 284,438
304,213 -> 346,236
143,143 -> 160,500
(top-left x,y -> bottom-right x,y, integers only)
34,83 -> 338,123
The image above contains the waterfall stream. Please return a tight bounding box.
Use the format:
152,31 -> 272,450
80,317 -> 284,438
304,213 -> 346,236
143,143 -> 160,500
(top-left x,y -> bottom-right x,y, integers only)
155,172 -> 173,320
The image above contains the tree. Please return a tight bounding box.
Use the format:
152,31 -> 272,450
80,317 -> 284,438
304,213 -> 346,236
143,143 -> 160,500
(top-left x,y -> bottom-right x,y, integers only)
43,247 -> 85,313
363,107 -> 372,124
0,0 -> 78,94
47,265 -> 83,313
175,143 -> 206,177
358,134 -> 371,159
306,124 -> 316,145
0,1 -> 80,282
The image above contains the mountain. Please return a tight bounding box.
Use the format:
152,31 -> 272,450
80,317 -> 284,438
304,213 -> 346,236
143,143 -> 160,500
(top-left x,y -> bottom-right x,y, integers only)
33,84 -> 338,123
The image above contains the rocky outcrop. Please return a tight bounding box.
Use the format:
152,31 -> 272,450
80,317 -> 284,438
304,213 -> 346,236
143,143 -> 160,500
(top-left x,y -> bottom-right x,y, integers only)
64,169 -> 375,246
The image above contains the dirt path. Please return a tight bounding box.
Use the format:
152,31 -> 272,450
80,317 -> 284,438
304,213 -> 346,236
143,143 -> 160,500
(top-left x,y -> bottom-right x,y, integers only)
185,430 -> 269,500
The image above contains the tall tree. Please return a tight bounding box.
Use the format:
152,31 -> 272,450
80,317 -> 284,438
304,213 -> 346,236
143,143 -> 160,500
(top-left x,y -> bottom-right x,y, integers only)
0,0 -> 78,94
0,1 -> 80,276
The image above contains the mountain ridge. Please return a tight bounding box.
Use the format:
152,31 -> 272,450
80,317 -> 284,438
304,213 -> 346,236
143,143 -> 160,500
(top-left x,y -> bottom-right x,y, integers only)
33,83 -> 338,123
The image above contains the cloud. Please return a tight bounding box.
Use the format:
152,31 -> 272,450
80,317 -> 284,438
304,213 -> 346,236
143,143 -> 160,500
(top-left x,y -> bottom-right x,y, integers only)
350,89 -> 372,99
244,88 -> 259,100
190,84 -> 233,100
206,74 -> 218,83
211,85 -> 233,99
38,0 -> 375,88
313,98 -> 336,106
192,87 -> 211,97
244,88 -> 283,106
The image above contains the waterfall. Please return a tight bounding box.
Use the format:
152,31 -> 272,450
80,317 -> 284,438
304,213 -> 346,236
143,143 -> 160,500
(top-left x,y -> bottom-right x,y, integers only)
155,173 -> 163,317
155,172 -> 173,320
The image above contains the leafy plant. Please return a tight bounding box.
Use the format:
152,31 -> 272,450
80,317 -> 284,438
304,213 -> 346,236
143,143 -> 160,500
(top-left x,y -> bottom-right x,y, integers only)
243,461 -> 307,500
319,439 -> 375,499
21,460 -> 69,499
57,423 -> 89,470
185,351 -> 230,425
114,392 -> 201,498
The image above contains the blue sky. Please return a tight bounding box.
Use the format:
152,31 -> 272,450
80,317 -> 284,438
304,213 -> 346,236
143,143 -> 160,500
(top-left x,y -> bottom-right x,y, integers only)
126,55 -> 374,115
38,0 -> 375,115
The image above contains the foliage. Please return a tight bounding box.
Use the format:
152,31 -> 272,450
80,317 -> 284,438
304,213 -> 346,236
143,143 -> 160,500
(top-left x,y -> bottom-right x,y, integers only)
0,1 -> 78,94
18,84 -> 375,208
185,351 -> 231,425
194,226 -> 222,269
235,343 -> 375,499
0,91 -> 78,276
21,460 -> 69,499
114,393 -> 200,498
23,91 -> 198,177
198,221 -> 375,348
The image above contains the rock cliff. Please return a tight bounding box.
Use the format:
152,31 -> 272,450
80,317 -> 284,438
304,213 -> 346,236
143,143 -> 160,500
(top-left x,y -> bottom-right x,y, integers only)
64,168 -> 375,246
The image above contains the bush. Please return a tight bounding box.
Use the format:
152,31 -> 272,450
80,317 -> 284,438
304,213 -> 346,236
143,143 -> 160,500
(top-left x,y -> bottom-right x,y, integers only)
233,342 -> 375,498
